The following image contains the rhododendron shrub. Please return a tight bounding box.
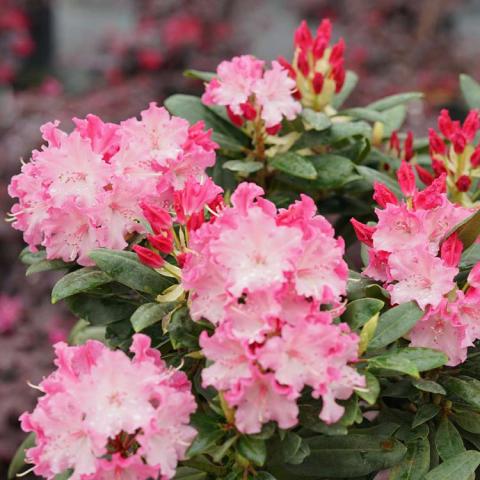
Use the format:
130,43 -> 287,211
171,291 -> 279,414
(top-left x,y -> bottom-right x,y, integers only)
9,18 -> 480,480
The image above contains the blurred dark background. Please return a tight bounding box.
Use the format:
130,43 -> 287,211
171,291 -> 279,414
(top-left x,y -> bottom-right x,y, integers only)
1,0 -> 480,477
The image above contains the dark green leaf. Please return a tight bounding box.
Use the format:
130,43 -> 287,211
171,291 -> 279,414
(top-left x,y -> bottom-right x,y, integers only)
89,249 -> 173,295
368,92 -> 423,111
340,107 -> 386,123
26,258 -> 70,276
168,305 -> 205,350
460,244 -> 480,268
309,154 -> 355,189
130,302 -> 174,332
389,437 -> 430,480
187,429 -> 225,458
68,319 -> 106,345
356,372 -> 380,405
254,473 -> 276,480
388,348 -> 448,372
412,379 -> 446,395
441,377 -> 480,409
237,436 -> 267,467
280,432 -> 310,465
332,70 -> 358,109
412,404 -> 440,428
51,268 -> 112,303
269,152 -> 317,180
436,416 -> 465,461
368,355 -> 419,378
460,74 -> 480,109
174,467 -> 208,479
302,109 -> 332,130
8,433 -> 35,479
183,69 -> 215,82
425,451 -> 480,480
368,302 -> 423,350
449,209 -> 480,250
342,298 -> 384,330
452,409 -> 480,434
223,160 -> 263,174
355,165 -> 402,198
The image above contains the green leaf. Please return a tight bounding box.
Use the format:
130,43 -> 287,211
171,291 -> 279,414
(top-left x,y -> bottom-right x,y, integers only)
19,247 -> 46,265
451,409 -> 480,434
187,429 -> 225,458
425,451 -> 480,480
237,436 -> 267,467
223,160 -> 263,174
340,107 -> 386,123
388,348 -> 448,372
368,355 -> 419,378
355,165 -> 402,198
436,416 -> 465,461
68,319 -> 106,345
255,473 -> 276,480
54,472 -> 72,480
358,312 -> 379,355
51,268 -> 112,303
332,70 -> 358,109
89,249 -> 173,295
273,434 -> 407,478
412,404 -> 440,428
174,467 -> 207,480
8,433 -> 35,479
356,371 -> 380,405
309,154 -> 355,189
368,92 -> 423,111
164,94 -> 249,151
460,244 -> 480,268
412,378 -> 446,395
449,209 -> 480,250
130,302 -> 174,332
183,69 -> 215,82
280,432 -> 311,465
269,152 -> 317,180
26,258 -> 70,276
389,437 -> 430,480
368,302 -> 423,350
342,298 -> 384,331
302,109 -> 332,130
441,377 -> 480,409
168,305 -> 205,350
460,74 -> 480,109
382,105 -> 408,137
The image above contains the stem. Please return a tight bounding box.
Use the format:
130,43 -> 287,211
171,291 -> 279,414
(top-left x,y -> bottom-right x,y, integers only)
252,120 -> 267,188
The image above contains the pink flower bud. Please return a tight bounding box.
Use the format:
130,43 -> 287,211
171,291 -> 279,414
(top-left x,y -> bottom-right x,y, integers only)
397,161 -> 416,197
139,201 -> 172,235
441,233 -> 463,267
451,131 -> 467,154
133,245 -> 164,268
226,106 -> 244,127
403,131 -> 414,162
297,50 -> 310,76
415,164 -> 434,186
312,72 -> 324,94
438,109 -> 455,139
373,182 -> 398,207
316,18 -> 332,43
463,109 -> 480,142
456,174 -> 472,192
147,233 -> 174,254
240,102 -> 257,121
350,218 -> 375,247
266,124 -> 282,135
432,158 -> 448,177
389,131 -> 400,154
312,36 -> 328,59
294,20 -> 313,51
329,38 -> 345,65
428,128 -> 446,155
332,61 -> 345,92
471,146 -> 480,167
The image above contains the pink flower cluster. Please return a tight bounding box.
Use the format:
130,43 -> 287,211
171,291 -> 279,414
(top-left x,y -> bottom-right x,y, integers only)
202,55 -> 301,133
278,19 -> 346,111
20,334 -> 196,480
182,183 -> 364,433
8,103 -> 217,266
352,163 -> 480,365
429,109 -> 480,200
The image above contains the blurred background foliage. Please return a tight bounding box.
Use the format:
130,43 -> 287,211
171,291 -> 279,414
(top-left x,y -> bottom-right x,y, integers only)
1,0 -> 480,477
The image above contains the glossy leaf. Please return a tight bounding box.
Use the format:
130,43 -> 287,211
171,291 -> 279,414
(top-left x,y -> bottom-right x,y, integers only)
412,404 -> 440,428
223,160 -> 263,174
356,372 -> 380,405
441,376 -> 480,409
424,450 -> 480,480
269,152 -> 318,180
389,437 -> 430,480
309,154 -> 355,189
130,302 -> 174,332
412,379 -> 446,395
435,416 -> 465,461
237,436 -> 267,467
342,298 -> 384,331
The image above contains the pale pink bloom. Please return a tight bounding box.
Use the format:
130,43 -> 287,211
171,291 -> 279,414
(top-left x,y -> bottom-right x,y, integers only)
200,327 -> 253,391
20,334 -> 196,480
388,247 -> 457,310
454,289 -> 480,346
253,60 -> 301,127
0,294 -> 22,333
211,205 -> 302,297
225,368 -> 299,434
363,249 -> 390,282
202,55 -> 265,115
408,300 -> 468,366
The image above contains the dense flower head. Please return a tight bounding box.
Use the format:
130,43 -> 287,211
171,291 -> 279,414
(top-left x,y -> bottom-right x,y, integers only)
202,55 -> 301,131
182,183 -> 363,433
20,334 -> 197,480
352,164 -> 476,365
428,108 -> 480,205
278,19 -> 345,112
8,103 -> 217,266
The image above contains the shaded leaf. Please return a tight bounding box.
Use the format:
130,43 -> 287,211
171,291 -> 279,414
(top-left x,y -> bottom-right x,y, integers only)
342,298 -> 384,331
412,404 -> 440,428
435,416 -> 465,461
412,379 -> 446,395
356,372 -> 380,405
8,433 -> 35,479
424,450 -> 480,480
389,437 -> 430,480
340,107 -> 386,123
237,436 -> 267,467
130,302 -> 174,332
269,152 -> 317,180
355,165 -> 402,198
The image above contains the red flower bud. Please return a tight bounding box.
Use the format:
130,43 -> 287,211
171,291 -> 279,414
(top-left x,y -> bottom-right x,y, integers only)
438,109 -> 455,139
266,124 -> 282,136
397,161 -> 416,197
277,56 -> 296,78
139,201 -> 172,235
329,38 -> 345,65
373,182 -> 398,207
294,20 -> 313,50
403,131 -> 414,162
187,211 -> 205,232
312,72 -> 324,94
176,252 -> 187,269
432,158 -> 447,177
292,89 -> 302,100
332,61 -> 345,92
415,164 -> 434,186
428,128 -> 446,155
312,36 -> 328,59
316,18 -> 332,43
451,131 -> 467,154
463,109 -> 480,142
226,106 -> 244,127
297,50 -> 310,76
350,218 -> 375,247
389,131 -> 400,155
441,233 -> 463,268
240,102 -> 257,121
147,233 -> 174,254
471,146 -> 480,167
456,174 -> 472,192
133,245 -> 164,268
